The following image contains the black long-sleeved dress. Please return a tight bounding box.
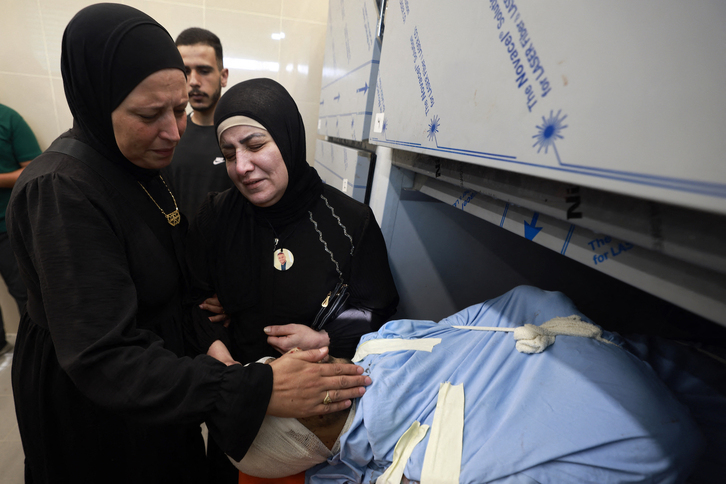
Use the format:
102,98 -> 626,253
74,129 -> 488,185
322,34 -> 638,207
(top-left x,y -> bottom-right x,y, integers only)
8,133 -> 271,483
187,184 -> 399,362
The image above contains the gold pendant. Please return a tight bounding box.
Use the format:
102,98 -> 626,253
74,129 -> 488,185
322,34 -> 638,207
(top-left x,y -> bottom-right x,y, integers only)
166,210 -> 181,226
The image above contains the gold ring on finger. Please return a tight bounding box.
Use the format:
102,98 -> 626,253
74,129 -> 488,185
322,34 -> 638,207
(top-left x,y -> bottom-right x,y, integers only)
323,391 -> 332,405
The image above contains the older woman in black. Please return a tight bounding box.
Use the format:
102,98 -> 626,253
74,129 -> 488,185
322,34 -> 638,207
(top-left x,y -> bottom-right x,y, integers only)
186,79 -> 399,483
8,5 -> 368,483
188,79 -> 399,364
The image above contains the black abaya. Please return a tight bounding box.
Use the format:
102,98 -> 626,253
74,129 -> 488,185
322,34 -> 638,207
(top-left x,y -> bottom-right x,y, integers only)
188,184 -> 399,362
8,5 -> 272,483
9,130 -> 271,483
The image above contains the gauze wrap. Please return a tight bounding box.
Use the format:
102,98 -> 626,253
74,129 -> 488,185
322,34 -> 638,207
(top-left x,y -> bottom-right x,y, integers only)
228,415 -> 332,477
229,359 -> 356,477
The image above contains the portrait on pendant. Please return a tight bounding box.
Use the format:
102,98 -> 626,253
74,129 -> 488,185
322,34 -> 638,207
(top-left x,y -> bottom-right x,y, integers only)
274,248 -> 294,271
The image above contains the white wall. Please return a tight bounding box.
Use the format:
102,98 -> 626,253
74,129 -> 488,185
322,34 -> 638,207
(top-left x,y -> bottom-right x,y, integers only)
0,0 -> 330,332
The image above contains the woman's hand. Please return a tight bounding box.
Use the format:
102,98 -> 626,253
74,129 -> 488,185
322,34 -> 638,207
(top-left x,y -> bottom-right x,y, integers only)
265,323 -> 330,354
207,340 -> 239,366
200,294 -> 230,327
266,347 -> 370,418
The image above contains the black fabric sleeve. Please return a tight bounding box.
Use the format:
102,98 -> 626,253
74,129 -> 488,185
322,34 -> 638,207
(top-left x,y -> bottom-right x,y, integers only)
206,361 -> 273,460
185,193 -> 219,301
185,193 -> 233,351
324,206 -> 399,358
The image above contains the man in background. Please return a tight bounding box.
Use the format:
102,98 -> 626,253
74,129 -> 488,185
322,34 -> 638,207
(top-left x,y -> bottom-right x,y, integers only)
163,27 -> 233,223
0,104 -> 41,356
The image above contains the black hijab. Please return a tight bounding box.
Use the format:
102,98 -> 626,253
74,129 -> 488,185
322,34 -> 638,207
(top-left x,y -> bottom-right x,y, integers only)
213,78 -> 323,227
61,3 -> 185,168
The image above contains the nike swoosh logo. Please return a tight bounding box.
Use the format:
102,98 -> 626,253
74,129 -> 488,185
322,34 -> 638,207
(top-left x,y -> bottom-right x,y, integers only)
213,157 -> 225,165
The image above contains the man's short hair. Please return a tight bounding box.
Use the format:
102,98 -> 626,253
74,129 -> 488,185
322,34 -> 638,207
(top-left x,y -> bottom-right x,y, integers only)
176,27 -> 224,68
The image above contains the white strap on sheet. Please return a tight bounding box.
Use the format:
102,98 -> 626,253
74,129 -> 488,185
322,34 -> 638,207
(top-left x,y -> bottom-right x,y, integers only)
352,338 -> 441,362
420,382 -> 464,484
453,314 -> 619,354
376,421 -> 429,484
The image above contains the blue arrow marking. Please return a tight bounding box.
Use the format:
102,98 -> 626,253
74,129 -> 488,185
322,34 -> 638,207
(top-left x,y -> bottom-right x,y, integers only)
524,212 -> 543,240
334,93 -> 340,101
561,224 -> 575,255
500,203 -> 509,227
356,82 -> 369,95
320,100 -> 324,105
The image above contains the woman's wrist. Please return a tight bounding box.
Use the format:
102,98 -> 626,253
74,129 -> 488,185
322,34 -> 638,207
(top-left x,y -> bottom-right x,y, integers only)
317,329 -> 330,349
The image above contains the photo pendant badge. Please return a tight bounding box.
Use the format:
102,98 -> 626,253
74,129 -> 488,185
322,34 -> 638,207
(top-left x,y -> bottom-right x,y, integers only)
274,248 -> 294,271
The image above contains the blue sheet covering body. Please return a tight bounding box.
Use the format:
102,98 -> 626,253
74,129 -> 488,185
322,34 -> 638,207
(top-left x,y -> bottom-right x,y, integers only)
307,286 -> 702,484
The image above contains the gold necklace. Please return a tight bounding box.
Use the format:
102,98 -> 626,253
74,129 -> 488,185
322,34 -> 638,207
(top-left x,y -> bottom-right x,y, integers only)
138,175 -> 181,226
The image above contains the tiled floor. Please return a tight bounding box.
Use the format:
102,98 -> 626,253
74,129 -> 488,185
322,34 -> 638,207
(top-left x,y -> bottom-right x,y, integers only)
0,334 -> 23,484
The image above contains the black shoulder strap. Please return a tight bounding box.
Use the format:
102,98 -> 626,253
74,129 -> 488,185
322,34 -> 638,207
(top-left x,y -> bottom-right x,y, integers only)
47,138 -> 127,182
47,137 -> 93,156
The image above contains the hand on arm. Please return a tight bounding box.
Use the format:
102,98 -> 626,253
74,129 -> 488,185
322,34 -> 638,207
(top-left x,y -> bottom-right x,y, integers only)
207,340 -> 239,366
199,294 -> 231,327
266,347 -> 370,418
265,323 -> 330,354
